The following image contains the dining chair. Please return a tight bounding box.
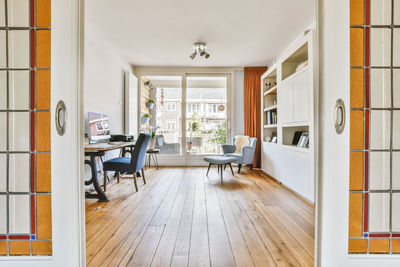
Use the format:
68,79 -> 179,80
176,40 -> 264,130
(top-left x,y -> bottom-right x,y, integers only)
103,133 -> 151,192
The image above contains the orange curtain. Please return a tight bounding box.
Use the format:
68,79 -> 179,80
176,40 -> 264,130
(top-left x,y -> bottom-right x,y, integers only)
244,67 -> 267,168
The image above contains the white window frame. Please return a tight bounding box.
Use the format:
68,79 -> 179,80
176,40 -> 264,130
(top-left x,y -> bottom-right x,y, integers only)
136,68 -> 234,165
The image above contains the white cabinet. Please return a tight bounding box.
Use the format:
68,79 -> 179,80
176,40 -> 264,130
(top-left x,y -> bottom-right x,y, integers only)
279,79 -> 293,124
280,68 -> 309,125
262,142 -> 280,179
293,69 -> 309,122
261,31 -> 315,203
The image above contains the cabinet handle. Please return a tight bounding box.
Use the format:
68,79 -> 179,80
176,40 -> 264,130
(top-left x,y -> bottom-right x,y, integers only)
334,98 -> 345,134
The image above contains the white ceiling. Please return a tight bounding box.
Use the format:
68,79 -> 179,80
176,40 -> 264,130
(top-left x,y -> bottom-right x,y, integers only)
85,0 -> 315,67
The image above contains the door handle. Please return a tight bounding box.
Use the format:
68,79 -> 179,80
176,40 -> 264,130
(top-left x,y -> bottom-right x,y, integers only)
55,100 -> 67,136
334,98 -> 345,134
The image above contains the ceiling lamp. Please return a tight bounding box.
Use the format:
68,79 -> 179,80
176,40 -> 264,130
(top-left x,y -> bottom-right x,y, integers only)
190,42 -> 210,60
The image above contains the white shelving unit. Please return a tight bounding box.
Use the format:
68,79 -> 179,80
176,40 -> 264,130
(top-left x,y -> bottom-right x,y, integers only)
261,31 -> 316,202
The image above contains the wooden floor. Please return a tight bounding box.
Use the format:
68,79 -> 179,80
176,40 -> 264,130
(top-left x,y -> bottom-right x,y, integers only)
86,167 -> 315,267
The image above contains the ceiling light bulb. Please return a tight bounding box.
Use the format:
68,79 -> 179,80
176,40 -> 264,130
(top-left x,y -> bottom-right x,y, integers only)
190,42 -> 210,60
190,51 -> 197,60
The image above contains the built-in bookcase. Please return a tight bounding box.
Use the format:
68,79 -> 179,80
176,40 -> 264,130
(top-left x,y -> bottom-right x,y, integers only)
261,30 -> 316,202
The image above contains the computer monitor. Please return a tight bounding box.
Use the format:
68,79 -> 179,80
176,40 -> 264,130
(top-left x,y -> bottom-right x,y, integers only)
86,112 -> 111,143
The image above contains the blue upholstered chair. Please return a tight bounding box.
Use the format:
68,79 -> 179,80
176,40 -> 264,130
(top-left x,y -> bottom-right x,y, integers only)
222,137 -> 257,173
103,133 -> 151,192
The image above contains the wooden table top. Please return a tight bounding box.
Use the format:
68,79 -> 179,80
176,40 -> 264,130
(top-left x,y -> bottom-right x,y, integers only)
84,141 -> 135,151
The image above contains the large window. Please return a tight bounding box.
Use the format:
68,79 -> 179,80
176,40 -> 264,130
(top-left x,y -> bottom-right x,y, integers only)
140,75 -> 229,157
186,76 -> 227,155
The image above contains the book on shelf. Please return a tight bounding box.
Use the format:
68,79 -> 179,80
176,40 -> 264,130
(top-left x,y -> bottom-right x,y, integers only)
297,132 -> 309,147
266,110 -> 277,125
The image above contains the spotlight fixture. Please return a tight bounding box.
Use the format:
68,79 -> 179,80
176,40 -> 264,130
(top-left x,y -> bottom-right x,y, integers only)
190,42 -> 210,60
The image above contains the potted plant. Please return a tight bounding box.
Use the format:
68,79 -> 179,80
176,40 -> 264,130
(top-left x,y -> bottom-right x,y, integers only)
146,99 -> 156,109
148,130 -> 156,149
187,121 -> 199,151
141,113 -> 152,124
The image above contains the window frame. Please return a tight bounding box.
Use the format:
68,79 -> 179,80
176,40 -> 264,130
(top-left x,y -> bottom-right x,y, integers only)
136,68 -> 234,164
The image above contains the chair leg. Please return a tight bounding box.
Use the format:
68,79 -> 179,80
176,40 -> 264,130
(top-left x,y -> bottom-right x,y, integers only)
206,163 -> 211,176
141,169 -> 146,184
238,164 -> 242,174
229,163 -> 234,175
250,165 -> 253,170
117,172 -> 120,183
220,165 -> 223,182
224,164 -> 227,170
133,173 -> 138,192
103,171 -> 107,192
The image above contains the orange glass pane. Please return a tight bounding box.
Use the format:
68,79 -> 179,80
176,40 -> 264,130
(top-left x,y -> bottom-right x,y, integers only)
37,195 -> 52,239
350,152 -> 363,190
350,0 -> 364,25
36,112 -> 51,151
350,28 -> 364,67
9,241 -> 30,255
348,239 -> 367,253
349,193 -> 363,236
350,68 -> 364,108
370,239 -> 390,253
36,70 -> 51,110
36,0 -> 51,27
36,30 -> 51,69
36,153 -> 51,192
350,110 -> 364,150
32,241 -> 52,255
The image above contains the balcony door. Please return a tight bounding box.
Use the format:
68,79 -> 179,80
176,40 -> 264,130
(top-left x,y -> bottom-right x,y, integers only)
186,75 -> 229,156
139,73 -> 230,163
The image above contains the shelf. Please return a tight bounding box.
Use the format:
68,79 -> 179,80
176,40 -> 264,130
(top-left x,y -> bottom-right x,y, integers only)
282,144 -> 309,153
282,42 -> 309,81
264,85 -> 277,96
263,105 -> 277,112
263,141 -> 278,145
281,65 -> 310,83
281,122 -> 310,128
264,124 -> 277,128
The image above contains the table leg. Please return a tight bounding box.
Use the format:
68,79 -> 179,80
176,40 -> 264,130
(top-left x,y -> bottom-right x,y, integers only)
155,154 -> 159,169
229,163 -> 235,175
206,163 -> 211,176
85,156 -> 109,202
219,164 -> 223,182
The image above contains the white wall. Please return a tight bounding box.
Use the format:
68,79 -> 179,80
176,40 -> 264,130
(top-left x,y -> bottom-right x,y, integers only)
83,22 -> 134,184
84,23 -> 133,134
233,70 -> 245,137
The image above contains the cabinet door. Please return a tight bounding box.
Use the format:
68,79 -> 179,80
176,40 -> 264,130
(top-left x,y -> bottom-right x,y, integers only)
293,70 -> 309,122
279,79 -> 293,124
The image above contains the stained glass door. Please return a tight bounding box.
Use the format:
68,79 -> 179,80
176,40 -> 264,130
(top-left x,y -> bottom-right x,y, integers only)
349,0 -> 400,254
0,0 -> 83,265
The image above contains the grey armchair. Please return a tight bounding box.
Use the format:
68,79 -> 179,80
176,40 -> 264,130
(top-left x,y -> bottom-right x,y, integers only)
222,137 -> 257,173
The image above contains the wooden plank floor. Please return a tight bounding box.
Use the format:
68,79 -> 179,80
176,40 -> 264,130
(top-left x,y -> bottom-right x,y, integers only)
86,167 -> 315,267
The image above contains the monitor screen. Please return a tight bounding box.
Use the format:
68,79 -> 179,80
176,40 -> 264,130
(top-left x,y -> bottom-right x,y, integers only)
87,112 -> 111,142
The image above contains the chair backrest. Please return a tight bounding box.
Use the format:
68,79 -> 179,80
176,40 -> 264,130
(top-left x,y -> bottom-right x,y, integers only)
249,137 -> 257,148
130,133 -> 151,172
232,136 -> 257,152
